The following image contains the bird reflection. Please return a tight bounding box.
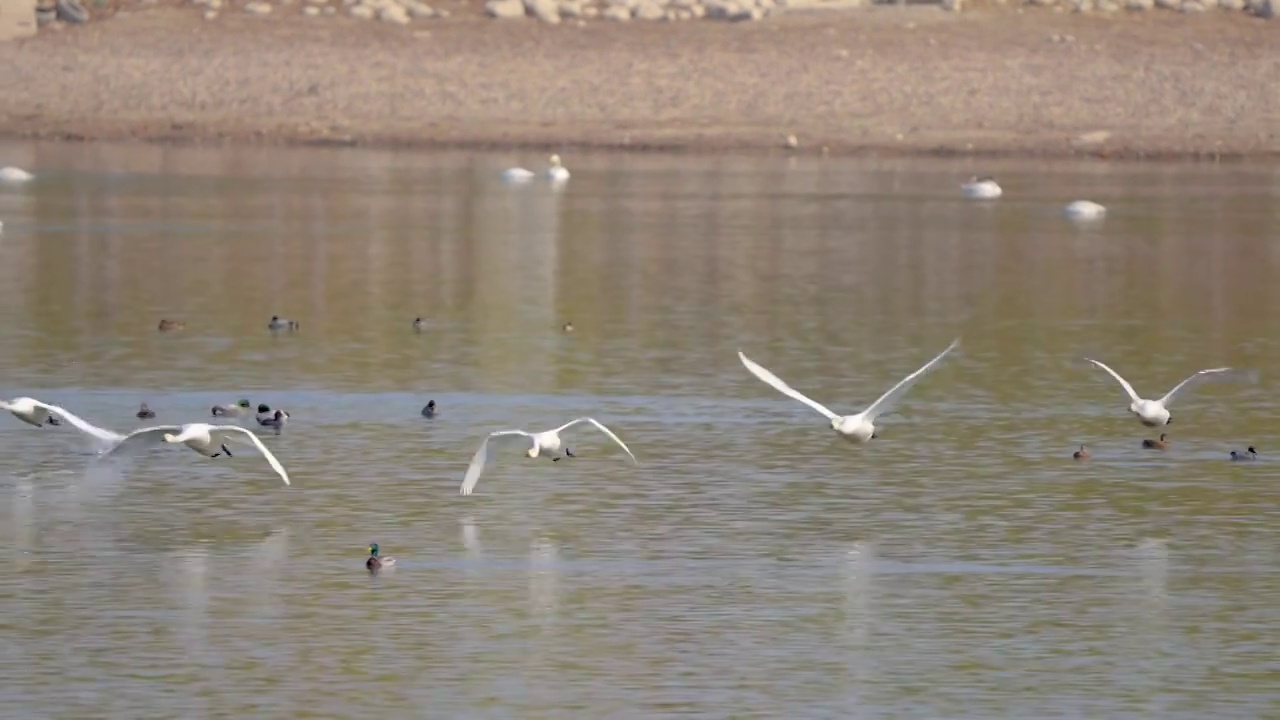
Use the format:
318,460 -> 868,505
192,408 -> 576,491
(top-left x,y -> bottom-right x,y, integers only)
842,541 -> 876,719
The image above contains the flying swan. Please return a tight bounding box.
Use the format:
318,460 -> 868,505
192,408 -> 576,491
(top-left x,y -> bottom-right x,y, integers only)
738,339 -> 960,442
1,397 -> 290,484
460,417 -> 636,496
1084,358 -> 1231,427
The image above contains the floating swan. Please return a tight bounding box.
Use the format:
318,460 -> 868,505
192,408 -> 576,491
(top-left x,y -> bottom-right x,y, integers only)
1065,200 -> 1106,220
460,417 -> 637,496
501,166 -> 535,182
0,166 -> 34,183
1230,446 -> 1257,462
738,339 -> 960,442
1084,358 -> 1232,427
544,154 -> 570,182
0,398 -> 290,484
961,176 -> 1002,199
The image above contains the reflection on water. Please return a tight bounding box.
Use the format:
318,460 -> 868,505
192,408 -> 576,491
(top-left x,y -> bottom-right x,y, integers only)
1,141 -> 1280,717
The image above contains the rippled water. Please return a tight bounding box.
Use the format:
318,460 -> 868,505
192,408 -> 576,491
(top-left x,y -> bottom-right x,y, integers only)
2,142 -> 1279,717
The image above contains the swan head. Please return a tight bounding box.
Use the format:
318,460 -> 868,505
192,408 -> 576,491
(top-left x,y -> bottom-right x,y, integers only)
549,154 -> 563,167
830,417 -> 842,430
526,445 -> 541,459
162,433 -> 180,443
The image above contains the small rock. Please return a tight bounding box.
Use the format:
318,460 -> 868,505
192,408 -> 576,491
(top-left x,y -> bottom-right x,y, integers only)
485,0 -> 525,16
379,3 -> 409,20
244,1 -> 272,12
36,8 -> 57,23
559,0 -> 582,15
525,0 -> 561,21
582,4 -> 599,14
1179,0 -> 1207,10
1125,0 -> 1152,8
1072,0 -> 1092,11
403,0 -> 435,16
323,6 -> 335,13
689,2 -> 705,14
56,0 -> 89,23
942,0 -> 961,10
1218,0 -> 1244,9
1250,0 -> 1275,14
303,4 -> 320,12
602,3 -> 631,16
349,3 -> 375,16
633,0 -> 664,17
204,9 -> 218,17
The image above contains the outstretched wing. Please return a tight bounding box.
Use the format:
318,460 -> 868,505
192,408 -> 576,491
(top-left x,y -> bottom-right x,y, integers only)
212,426 -> 291,486
32,400 -> 126,446
554,417 -> 638,463
1158,367 -> 1232,406
101,425 -> 184,456
460,430 -> 534,496
738,351 -> 840,421
1085,358 -> 1142,403
862,339 -> 960,421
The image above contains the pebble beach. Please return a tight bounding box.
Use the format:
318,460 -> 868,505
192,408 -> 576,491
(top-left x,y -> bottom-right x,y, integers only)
0,0 -> 1278,159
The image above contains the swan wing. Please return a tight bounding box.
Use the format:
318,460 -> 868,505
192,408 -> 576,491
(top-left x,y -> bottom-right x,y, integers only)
1085,358 -> 1142,403
30,400 -> 126,446
1158,367 -> 1232,406
738,351 -> 840,421
862,339 -> 960,421
460,430 -> 533,496
212,426 -> 291,486
554,418 -> 638,463
101,425 -> 185,455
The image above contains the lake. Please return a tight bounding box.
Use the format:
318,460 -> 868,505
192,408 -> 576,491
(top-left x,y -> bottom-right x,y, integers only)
1,141 -> 1279,718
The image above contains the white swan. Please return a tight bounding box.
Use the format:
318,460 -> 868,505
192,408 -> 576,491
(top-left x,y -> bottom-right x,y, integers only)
961,176 -> 1002,199
544,154 -> 570,182
1084,358 -> 1232,427
1065,200 -> 1106,220
1,397 -> 290,484
738,339 -> 960,442
460,417 -> 636,496
501,166 -> 535,182
0,166 -> 34,183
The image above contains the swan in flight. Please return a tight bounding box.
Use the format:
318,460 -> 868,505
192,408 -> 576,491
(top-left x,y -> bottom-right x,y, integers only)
460,417 -> 636,496
738,339 -> 960,442
0,166 -> 34,183
961,176 -> 1002,199
1,397 -> 63,427
1065,200 -> 1106,220
2,398 -> 290,484
1084,358 -> 1231,427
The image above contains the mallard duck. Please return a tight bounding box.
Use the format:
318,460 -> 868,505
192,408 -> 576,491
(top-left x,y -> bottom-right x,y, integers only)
255,403 -> 274,422
421,400 -> 437,418
1072,445 -> 1090,460
259,409 -> 289,432
1230,446 -> 1258,462
211,399 -> 252,417
268,315 -> 299,332
157,319 -> 185,332
366,543 -> 395,570
1142,433 -> 1169,450
136,403 -> 156,420
961,176 -> 1002,199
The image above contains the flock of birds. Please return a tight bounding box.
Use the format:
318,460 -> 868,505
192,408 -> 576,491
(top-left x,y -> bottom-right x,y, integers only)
960,175 -> 1108,220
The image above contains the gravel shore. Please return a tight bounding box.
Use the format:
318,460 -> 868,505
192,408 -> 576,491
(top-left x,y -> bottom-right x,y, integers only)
1,3 -> 1278,159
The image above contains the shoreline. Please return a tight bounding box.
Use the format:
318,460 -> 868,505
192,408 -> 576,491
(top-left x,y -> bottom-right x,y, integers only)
2,5 -> 1279,162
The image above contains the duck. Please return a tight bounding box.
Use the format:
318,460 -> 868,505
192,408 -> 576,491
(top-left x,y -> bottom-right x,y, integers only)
562,322 -> 575,333
421,400 -> 437,418
254,403 -> 277,423
544,154 -> 570,182
1142,433 -> 1170,450
259,409 -> 289,432
961,176 -> 1002,199
211,399 -> 252,417
412,317 -> 426,332
1072,445 -> 1090,460
1230,446 -> 1258,462
136,403 -> 156,420
1065,200 -> 1106,220
0,166 -> 34,183
366,543 -> 396,571
267,315 -> 299,332
157,319 -> 185,332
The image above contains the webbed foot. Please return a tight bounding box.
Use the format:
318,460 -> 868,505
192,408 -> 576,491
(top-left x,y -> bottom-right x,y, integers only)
222,444 -> 233,458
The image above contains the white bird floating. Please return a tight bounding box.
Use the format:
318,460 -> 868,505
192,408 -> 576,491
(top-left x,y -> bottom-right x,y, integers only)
0,166 -> 34,183
1084,359 -> 1232,428
1064,200 -> 1106,220
961,176 -> 1002,199
460,417 -> 636,496
501,155 -> 570,183
544,154 -> 570,182
500,166 -> 535,183
0,397 -> 290,485
738,339 -> 960,443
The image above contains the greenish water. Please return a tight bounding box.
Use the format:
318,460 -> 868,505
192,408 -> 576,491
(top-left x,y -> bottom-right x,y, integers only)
1,142 -> 1279,718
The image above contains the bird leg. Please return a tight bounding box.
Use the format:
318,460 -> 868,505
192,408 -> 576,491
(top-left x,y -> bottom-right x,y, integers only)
221,444 -> 233,458
45,416 -> 61,427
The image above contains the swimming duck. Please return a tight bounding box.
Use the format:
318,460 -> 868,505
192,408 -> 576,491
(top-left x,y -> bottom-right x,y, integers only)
562,322 -> 575,333
413,317 -> 425,332
157,319 -> 185,332
366,543 -> 396,571
961,176 -> 1002,199
136,403 -> 156,420
259,409 -> 289,432
267,315 -> 299,332
211,399 -> 252,417
421,400 -> 437,418
545,154 -> 570,182
1072,445 -> 1090,460
1142,433 -> 1169,450
1230,446 -> 1258,462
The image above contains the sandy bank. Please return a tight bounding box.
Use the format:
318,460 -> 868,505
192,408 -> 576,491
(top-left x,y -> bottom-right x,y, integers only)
0,4 -> 1278,160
